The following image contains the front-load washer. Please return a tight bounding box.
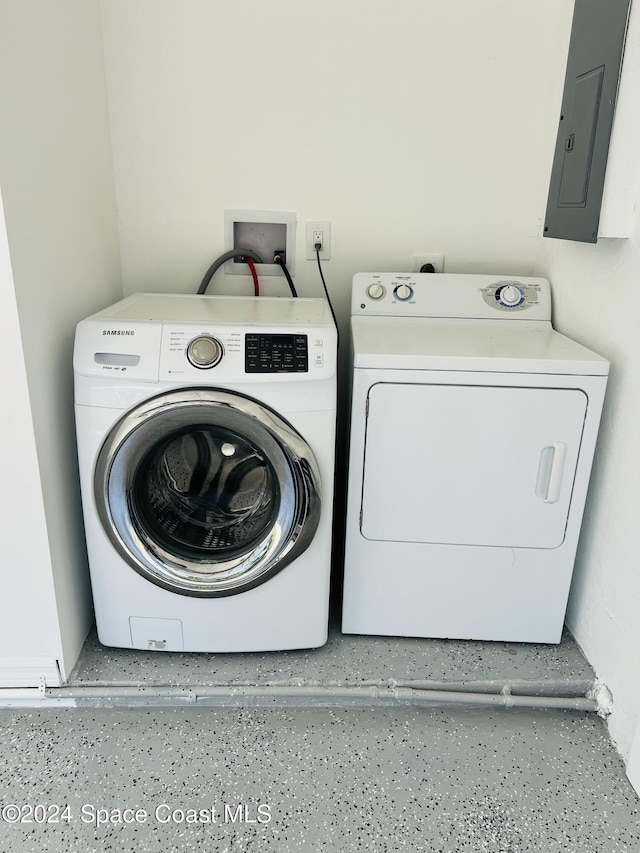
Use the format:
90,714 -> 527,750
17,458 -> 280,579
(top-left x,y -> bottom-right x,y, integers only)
342,272 -> 609,644
74,292 -> 337,652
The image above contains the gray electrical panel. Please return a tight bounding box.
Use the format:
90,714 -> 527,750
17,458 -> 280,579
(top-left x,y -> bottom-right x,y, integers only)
544,0 -> 631,243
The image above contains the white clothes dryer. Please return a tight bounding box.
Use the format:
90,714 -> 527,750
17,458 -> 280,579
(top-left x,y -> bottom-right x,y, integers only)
342,273 -> 609,644
74,293 -> 337,652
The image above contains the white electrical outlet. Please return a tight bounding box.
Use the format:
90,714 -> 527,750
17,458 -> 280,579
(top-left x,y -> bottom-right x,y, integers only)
412,254 -> 444,273
306,221 -> 331,260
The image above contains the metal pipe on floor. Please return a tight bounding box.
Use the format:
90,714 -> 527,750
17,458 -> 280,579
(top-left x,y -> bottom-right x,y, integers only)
391,678 -> 596,698
0,683 -> 599,712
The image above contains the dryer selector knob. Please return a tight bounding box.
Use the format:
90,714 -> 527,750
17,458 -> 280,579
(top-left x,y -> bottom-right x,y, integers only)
187,335 -> 223,369
367,283 -> 386,300
394,283 -> 414,301
498,284 -> 524,307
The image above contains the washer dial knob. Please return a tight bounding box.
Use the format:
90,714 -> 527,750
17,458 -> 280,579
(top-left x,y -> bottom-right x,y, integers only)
367,283 -> 386,300
187,335 -> 223,369
498,284 -> 524,307
394,283 -> 414,301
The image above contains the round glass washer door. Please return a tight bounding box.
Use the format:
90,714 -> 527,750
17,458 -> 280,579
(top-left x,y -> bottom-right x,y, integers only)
94,388 -> 321,597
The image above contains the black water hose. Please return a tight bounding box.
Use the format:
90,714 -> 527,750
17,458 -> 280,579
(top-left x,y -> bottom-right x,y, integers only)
197,250 -> 264,295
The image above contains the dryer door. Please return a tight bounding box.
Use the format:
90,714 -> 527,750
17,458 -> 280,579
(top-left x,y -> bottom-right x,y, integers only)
361,382 -> 588,549
94,389 -> 321,597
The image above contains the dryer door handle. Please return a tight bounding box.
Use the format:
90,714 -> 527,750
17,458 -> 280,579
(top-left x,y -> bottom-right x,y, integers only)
536,442 -> 568,504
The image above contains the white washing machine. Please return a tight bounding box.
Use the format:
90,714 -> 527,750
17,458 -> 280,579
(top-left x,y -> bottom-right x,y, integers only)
74,292 -> 337,652
342,272 -> 609,644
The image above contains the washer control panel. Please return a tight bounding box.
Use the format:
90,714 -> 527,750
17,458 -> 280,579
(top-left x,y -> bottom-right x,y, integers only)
481,280 -> 540,312
157,325 -> 333,380
245,333 -> 308,373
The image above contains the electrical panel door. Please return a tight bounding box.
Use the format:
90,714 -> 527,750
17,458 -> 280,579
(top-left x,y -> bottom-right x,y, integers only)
544,0 -> 631,242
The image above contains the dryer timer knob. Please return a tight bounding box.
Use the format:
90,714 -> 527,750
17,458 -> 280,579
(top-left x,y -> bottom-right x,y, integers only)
499,284 -> 523,306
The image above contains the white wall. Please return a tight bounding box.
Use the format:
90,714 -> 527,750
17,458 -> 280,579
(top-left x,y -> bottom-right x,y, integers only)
536,223 -> 640,761
99,0 -> 573,317
533,1 -> 640,766
0,193 -> 63,670
0,0 -> 122,678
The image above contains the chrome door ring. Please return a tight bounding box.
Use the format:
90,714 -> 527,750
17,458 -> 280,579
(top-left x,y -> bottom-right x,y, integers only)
94,388 -> 321,597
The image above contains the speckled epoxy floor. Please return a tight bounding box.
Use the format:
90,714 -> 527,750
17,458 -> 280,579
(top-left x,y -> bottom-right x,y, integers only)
69,624 -> 595,694
0,707 -> 638,853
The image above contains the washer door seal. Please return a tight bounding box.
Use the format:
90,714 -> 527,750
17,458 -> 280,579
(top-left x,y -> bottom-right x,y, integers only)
94,388 -> 321,597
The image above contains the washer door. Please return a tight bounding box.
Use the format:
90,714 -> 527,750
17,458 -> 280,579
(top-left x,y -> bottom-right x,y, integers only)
94,388 -> 321,597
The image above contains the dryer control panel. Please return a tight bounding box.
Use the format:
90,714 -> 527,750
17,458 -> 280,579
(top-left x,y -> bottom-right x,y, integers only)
352,273 -> 552,321
481,281 -> 541,312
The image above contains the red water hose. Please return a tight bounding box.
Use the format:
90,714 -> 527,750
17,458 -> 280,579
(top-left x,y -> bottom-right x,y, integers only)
245,258 -> 260,296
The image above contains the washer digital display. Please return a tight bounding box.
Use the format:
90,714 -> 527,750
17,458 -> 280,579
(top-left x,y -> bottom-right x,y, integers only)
245,334 -> 308,373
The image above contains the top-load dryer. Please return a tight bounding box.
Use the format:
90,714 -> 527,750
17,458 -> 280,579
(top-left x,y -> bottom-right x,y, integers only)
342,273 -> 609,644
74,293 -> 337,653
